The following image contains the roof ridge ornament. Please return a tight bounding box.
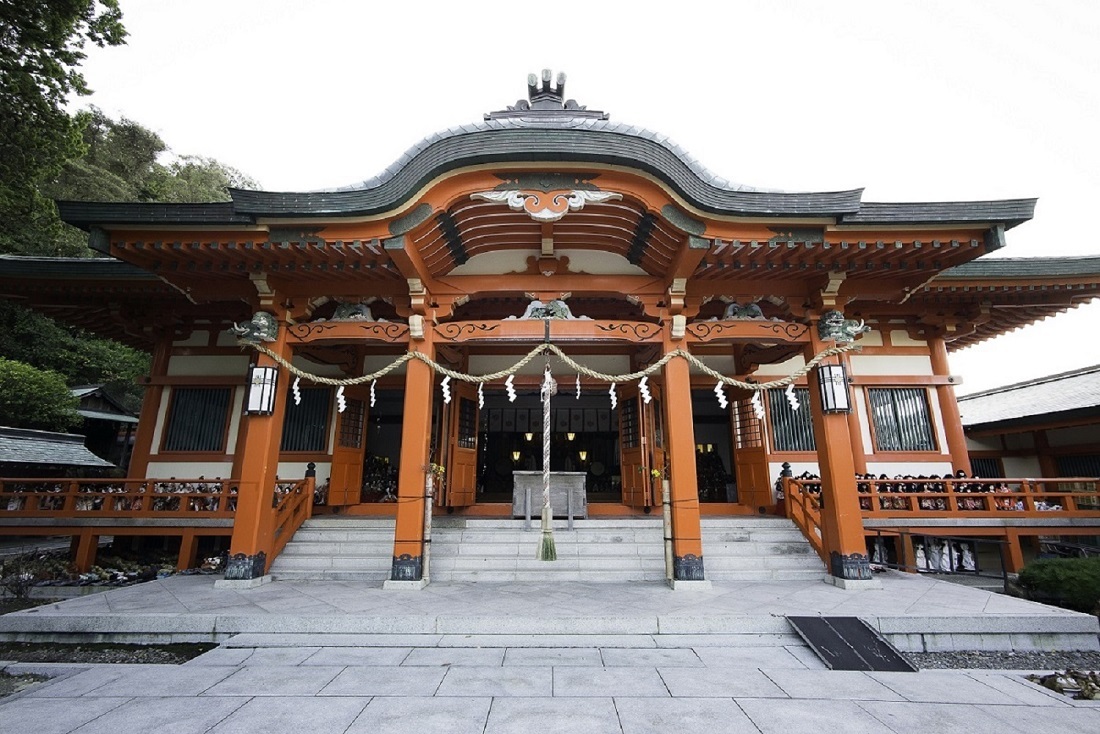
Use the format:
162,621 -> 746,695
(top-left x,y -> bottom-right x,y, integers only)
485,69 -> 609,121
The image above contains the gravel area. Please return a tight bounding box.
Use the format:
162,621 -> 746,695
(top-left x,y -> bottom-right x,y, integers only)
0,642 -> 216,665
908,649 -> 1100,670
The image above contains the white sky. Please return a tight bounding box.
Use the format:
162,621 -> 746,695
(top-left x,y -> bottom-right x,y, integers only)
76,0 -> 1099,393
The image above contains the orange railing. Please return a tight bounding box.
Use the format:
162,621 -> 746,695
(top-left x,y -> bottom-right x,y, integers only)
782,477 -> 827,562
854,477 -> 1100,518
0,478 -> 244,519
270,477 -> 314,559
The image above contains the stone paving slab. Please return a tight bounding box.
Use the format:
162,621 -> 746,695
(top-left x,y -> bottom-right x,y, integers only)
208,696 -> 370,734
616,697 -> 761,733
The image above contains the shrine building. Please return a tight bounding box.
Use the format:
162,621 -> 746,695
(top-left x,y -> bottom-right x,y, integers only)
2,71 -> 1099,587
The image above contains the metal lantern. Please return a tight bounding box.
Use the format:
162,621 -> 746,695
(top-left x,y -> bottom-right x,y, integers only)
245,365 -> 279,415
817,363 -> 851,414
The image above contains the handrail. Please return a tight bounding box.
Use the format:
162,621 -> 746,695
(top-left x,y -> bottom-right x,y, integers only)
270,476 -> 314,559
0,477 -> 245,519
782,477 -> 827,563
853,477 -> 1100,519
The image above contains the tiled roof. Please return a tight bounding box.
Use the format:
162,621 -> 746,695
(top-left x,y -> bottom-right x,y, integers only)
958,365 -> 1100,427
941,255 -> 1100,279
0,427 -> 115,467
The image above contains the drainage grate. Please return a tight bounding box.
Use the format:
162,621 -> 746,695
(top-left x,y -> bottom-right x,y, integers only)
787,616 -> 917,672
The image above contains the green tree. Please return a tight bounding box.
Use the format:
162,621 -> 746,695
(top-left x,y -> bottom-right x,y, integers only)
0,1 -> 127,256
0,300 -> 148,411
0,357 -> 81,431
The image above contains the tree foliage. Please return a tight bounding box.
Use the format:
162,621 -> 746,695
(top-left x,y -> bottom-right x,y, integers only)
0,300 -> 148,411
0,1 -> 127,256
0,357 -> 81,432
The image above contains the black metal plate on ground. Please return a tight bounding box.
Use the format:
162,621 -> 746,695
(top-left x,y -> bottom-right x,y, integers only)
787,616 -> 917,672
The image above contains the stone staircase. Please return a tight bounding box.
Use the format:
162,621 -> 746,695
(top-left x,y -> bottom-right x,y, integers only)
269,515 -> 826,583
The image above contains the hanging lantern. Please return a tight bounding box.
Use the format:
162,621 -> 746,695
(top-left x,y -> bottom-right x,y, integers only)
244,365 -> 278,415
817,363 -> 851,413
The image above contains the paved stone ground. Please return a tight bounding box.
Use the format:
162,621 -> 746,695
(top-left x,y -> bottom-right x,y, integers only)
1,571 -> 1098,732
3,638 -> 1099,733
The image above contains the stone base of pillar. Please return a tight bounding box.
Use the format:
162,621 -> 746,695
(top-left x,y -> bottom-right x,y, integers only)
673,554 -> 705,581
215,575 -> 273,589
824,575 -> 883,590
223,551 -> 267,581
668,579 -> 713,591
390,553 -> 423,582
829,550 -> 873,581
383,578 -> 429,590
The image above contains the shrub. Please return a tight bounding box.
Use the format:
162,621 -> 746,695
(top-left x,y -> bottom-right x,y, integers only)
1017,557 -> 1100,613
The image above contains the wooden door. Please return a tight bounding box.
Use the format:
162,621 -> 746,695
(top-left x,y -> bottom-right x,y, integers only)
733,394 -> 772,510
444,381 -> 479,508
647,384 -> 667,490
328,390 -> 367,506
619,386 -> 651,508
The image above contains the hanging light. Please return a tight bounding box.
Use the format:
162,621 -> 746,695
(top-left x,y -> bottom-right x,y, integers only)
525,432 -> 534,442
817,363 -> 851,413
567,432 -> 576,441
578,450 -> 588,462
244,365 -> 279,415
512,450 -> 522,462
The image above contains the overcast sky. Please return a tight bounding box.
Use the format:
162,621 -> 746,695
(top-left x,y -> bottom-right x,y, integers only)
75,0 -> 1099,393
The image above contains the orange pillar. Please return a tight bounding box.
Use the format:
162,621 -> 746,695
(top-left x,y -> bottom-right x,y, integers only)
806,330 -> 874,584
128,337 -> 171,479
842,353 -> 868,475
929,337 -> 970,473
389,341 -> 435,583
663,344 -> 705,581
224,318 -> 291,581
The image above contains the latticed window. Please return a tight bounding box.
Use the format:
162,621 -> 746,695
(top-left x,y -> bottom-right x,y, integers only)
767,388 -> 815,452
868,388 -> 935,451
970,457 -> 1004,478
734,398 -> 763,450
163,387 -> 231,452
621,397 -> 640,449
338,398 -> 365,449
280,387 -> 330,452
457,397 -> 477,449
1057,454 -> 1100,477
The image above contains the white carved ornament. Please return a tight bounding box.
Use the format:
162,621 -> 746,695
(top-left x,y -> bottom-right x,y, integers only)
471,189 -> 623,222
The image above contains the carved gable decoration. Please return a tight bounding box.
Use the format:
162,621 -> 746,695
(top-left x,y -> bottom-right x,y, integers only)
472,173 -> 621,223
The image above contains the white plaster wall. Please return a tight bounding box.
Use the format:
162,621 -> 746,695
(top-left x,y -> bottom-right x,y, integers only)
1003,456 -> 1042,478
364,355 -> 408,376
215,330 -> 240,347
470,354 -> 630,377
853,387 -> 874,454
754,354 -> 806,377
149,389 -> 170,456
1048,424 -> 1100,447
450,248 -> 647,277
291,356 -> 346,379
966,436 -> 1002,452
890,330 -> 925,347
858,330 -> 884,347
693,355 -> 737,376
277,461 -> 330,482
770,461 -> 820,479
167,355 -> 250,376
849,354 -> 933,376
226,387 -> 244,453
866,461 -> 953,477
926,390 -> 951,457
173,331 -> 209,347
145,462 -> 234,479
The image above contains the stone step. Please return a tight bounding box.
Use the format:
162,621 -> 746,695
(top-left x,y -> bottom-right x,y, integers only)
272,515 -> 825,582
